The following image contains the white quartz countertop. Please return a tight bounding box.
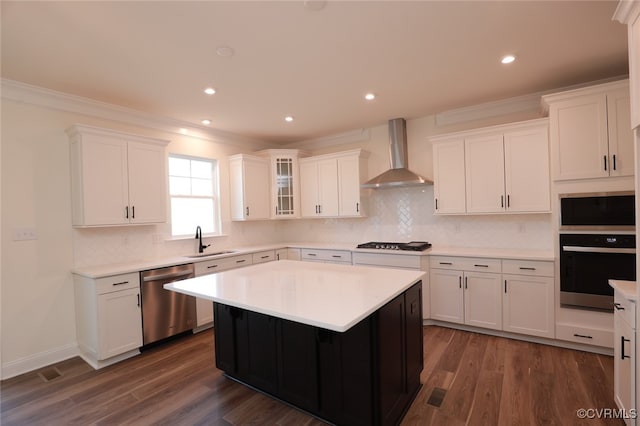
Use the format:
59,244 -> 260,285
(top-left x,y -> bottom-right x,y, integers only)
428,246 -> 554,261
72,241 -> 554,278
164,260 -> 425,332
609,279 -> 637,301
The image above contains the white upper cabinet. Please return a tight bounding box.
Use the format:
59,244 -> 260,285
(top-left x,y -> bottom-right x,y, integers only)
465,134 -> 506,213
503,125 -> 551,212
432,139 -> 466,214
431,119 -> 550,215
543,80 -> 633,180
259,149 -> 303,219
300,158 -> 339,217
229,154 -> 270,221
67,124 -> 169,227
300,149 -> 368,218
615,2 -> 640,129
337,153 -> 368,217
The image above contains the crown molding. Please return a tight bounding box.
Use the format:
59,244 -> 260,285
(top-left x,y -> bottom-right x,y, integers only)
1,78 -> 269,150
436,75 -> 630,127
284,128 -> 371,150
613,0 -> 640,24
435,92 -> 544,127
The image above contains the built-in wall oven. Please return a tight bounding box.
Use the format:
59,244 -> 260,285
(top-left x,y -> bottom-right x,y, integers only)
559,192 -> 636,312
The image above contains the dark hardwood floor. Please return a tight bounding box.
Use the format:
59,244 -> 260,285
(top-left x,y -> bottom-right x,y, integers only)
1,326 -> 623,425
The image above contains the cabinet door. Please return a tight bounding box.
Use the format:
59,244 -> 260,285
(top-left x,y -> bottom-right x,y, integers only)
463,272 -> 502,330
338,155 -> 363,216
550,93 -> 609,180
429,269 -> 463,324
79,134 -> 129,225
432,140 -> 466,214
97,288 -> 142,359
236,310 -> 278,393
277,320 -> 319,412
502,275 -> 554,338
614,313 -> 635,422
127,141 -> 167,224
631,9 -> 640,128
299,161 -> 320,217
317,159 -> 339,216
465,134 -> 505,213
243,158 -> 271,220
196,298 -> 213,327
607,88 -> 634,177
504,126 -> 550,212
272,156 -> 297,218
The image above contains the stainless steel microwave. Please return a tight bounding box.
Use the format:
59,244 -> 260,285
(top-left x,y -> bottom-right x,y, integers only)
560,192 -> 635,231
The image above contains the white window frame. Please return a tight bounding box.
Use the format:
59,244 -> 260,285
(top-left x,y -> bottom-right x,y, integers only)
168,154 -> 221,238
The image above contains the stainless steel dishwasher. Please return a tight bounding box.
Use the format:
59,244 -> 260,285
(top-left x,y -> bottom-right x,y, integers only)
140,263 -> 196,345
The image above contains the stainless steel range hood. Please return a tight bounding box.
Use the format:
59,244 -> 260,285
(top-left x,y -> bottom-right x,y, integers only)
361,118 -> 432,189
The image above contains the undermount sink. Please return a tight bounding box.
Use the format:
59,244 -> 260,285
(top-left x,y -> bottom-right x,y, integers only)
185,250 -> 237,258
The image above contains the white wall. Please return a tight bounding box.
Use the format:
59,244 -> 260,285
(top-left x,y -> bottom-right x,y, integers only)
0,98 -> 280,378
0,86 -> 553,379
285,110 -> 552,249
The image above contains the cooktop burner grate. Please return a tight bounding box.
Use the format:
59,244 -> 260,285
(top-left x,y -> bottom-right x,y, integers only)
356,241 -> 431,251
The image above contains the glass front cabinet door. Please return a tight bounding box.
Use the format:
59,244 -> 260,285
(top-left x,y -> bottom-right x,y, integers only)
262,150 -> 303,219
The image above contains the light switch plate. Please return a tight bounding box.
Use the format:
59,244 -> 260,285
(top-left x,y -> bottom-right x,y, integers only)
13,228 -> 37,241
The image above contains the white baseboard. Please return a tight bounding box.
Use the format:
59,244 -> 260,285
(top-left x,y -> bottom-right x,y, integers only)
423,320 -> 614,356
1,343 -> 79,380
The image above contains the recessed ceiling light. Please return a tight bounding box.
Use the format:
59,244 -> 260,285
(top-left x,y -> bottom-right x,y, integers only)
201,119 -> 211,125
365,93 -> 376,101
304,0 -> 327,11
216,46 -> 235,58
204,87 -> 216,95
284,116 -> 294,122
179,128 -> 188,135
501,55 -> 516,64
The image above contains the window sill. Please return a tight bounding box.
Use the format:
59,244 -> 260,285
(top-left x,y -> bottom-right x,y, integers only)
165,233 -> 228,242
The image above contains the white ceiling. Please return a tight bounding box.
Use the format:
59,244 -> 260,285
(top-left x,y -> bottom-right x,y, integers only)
0,1 -> 629,144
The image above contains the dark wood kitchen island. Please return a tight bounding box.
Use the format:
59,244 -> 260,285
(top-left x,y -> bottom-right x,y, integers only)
165,260 -> 425,426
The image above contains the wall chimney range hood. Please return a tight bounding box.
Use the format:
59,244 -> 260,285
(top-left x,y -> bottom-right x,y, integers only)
361,118 -> 432,189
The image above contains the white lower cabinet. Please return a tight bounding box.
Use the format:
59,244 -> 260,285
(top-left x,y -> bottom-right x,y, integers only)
74,272 -> 143,369
300,248 -> 352,264
429,267 -> 502,330
429,268 -> 464,324
502,260 -> 555,339
276,248 -> 288,260
352,252 -> 430,319
194,254 -> 254,329
613,289 -> 636,426
430,256 -> 555,338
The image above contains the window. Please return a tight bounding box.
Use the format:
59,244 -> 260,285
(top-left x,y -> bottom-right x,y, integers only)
168,155 -> 220,237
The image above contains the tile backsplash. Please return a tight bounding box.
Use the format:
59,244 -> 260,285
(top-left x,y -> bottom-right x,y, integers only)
281,186 -> 553,249
73,186 -> 552,268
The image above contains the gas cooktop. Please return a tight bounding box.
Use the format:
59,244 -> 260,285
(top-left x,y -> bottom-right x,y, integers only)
356,241 -> 432,251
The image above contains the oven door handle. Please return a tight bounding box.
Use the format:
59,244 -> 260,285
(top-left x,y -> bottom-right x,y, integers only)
562,246 -> 636,255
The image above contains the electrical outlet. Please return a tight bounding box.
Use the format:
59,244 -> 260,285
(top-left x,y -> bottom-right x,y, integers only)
13,228 -> 38,241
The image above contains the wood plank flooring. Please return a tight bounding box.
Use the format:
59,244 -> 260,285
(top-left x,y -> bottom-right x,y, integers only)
1,326 -> 623,425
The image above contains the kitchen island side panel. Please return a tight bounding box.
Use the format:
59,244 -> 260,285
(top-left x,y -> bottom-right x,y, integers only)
213,281 -> 423,426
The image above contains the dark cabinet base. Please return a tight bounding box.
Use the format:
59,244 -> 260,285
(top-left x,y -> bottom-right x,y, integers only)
214,281 -> 423,426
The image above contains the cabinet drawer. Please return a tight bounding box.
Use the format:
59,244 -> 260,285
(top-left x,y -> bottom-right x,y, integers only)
614,291 -> 636,330
556,323 -> 614,348
195,254 -> 253,276
502,259 -> 554,277
253,250 -> 275,264
430,256 -> 501,273
353,252 -> 421,270
96,272 -> 140,295
301,249 -> 352,263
